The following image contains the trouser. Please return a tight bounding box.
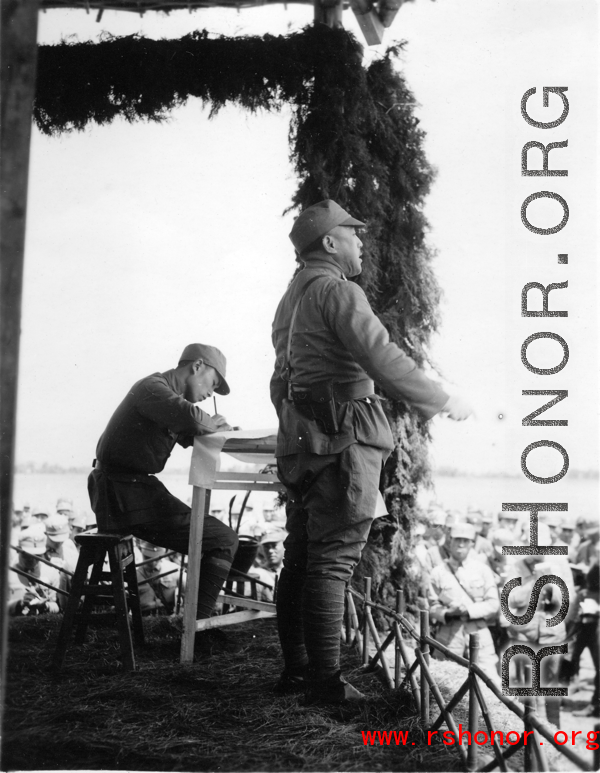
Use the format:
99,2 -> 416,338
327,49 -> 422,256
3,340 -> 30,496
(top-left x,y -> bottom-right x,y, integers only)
504,639 -> 564,725
88,470 -> 239,617
276,444 -> 385,681
568,618 -> 600,706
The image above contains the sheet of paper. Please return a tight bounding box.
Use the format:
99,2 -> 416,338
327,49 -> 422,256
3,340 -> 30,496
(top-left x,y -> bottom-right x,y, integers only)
189,428 -> 278,488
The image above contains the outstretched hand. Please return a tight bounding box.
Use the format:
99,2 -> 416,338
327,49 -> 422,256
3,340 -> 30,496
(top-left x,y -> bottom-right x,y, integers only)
441,394 -> 474,421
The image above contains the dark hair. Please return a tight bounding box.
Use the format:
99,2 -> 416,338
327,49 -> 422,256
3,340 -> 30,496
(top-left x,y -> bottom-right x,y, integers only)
177,359 -> 196,368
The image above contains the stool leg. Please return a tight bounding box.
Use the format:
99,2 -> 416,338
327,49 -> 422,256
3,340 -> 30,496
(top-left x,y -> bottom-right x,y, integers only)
108,546 -> 136,671
53,548 -> 93,671
74,553 -> 106,645
123,553 -> 145,646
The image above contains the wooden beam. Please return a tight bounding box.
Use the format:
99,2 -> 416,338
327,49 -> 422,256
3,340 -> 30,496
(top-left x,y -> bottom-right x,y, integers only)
377,0 -> 404,28
0,0 -> 39,761
314,0 -> 343,28
349,0 -> 385,46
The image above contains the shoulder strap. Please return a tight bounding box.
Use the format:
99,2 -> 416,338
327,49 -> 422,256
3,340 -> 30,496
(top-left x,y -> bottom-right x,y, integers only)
284,274 -> 322,381
444,559 -> 477,605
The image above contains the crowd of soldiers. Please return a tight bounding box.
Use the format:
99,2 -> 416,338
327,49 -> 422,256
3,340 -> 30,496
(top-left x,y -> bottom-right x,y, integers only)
8,496 -> 287,616
8,494 -> 598,721
411,504 -> 600,722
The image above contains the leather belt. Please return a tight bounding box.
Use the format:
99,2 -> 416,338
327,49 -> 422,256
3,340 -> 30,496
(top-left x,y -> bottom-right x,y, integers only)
290,380 -> 375,404
93,459 -> 148,476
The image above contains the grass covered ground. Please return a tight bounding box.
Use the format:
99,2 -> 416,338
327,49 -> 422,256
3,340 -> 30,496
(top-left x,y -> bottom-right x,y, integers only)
3,615 -> 460,772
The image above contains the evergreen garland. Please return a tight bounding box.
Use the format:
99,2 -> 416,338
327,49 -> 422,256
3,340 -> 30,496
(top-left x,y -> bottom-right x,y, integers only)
34,25 -> 440,610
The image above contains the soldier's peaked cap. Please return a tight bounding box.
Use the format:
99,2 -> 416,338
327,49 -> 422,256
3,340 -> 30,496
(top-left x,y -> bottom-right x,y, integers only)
289,200 -> 365,254
179,343 -> 230,395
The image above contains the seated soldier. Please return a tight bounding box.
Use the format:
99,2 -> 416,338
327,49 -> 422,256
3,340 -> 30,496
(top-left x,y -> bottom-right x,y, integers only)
136,541 -> 183,615
45,514 -> 79,574
9,525 -> 61,616
247,528 -> 287,601
87,343 -> 239,620
45,514 -> 80,608
427,522 -> 500,682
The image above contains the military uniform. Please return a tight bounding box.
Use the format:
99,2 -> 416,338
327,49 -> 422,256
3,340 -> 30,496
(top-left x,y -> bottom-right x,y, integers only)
427,552 -> 500,679
9,526 -> 61,616
271,200 -> 453,700
88,345 -> 239,620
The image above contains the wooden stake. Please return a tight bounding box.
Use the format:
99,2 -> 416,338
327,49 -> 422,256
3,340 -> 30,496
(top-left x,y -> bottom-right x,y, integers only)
0,0 -> 39,756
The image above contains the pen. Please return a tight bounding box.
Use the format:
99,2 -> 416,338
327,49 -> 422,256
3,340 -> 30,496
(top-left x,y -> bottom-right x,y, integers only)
213,396 -> 217,415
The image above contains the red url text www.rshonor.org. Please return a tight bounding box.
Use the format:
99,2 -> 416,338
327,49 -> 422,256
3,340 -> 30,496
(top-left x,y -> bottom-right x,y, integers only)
362,727 -> 600,751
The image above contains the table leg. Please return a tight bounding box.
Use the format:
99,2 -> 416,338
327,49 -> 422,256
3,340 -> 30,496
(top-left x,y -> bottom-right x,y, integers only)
180,486 -> 208,663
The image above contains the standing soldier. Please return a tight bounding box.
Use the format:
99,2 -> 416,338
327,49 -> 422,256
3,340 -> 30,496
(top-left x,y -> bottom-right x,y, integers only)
427,523 -> 500,681
270,199 -> 472,704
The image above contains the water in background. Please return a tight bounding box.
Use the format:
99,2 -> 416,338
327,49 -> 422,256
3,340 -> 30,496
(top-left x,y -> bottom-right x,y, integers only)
13,470 -> 280,517
421,474 -> 599,522
14,471 -> 598,522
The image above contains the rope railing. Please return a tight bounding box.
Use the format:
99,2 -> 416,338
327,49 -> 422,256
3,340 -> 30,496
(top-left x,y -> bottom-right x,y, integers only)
346,577 -> 598,773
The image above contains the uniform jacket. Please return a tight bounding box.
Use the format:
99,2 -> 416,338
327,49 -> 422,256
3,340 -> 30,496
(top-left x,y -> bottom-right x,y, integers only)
428,554 -> 500,633
8,559 -> 60,614
270,260 -> 449,456
89,370 -> 219,529
504,557 -> 570,645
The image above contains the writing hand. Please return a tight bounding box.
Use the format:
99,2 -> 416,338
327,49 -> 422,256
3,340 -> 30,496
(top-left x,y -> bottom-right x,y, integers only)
212,413 -> 232,431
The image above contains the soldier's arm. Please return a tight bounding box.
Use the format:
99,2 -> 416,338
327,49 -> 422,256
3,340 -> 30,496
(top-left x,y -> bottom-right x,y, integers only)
136,377 -> 221,436
465,566 -> 500,620
426,572 -> 449,623
270,368 -> 288,415
324,282 -> 449,419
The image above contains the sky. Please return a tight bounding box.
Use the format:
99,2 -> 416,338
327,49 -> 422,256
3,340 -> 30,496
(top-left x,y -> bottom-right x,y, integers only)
16,0 -> 598,487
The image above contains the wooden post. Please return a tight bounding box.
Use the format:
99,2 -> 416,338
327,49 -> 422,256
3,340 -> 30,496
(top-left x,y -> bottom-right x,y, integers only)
419,609 -> 430,728
522,696 -> 534,772
362,577 -> 371,666
0,0 -> 39,759
314,0 -> 343,27
180,486 -> 207,662
394,589 -> 402,688
467,633 -> 479,772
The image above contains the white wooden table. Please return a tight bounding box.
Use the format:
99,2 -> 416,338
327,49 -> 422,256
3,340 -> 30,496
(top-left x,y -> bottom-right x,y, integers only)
180,431 -> 284,663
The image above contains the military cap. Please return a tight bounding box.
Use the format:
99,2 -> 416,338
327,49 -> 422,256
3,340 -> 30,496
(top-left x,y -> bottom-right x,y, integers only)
450,523 -> 476,541
32,506 -> 50,521
492,528 -> 517,552
481,511 -> 494,523
179,343 -> 230,395
45,515 -> 70,542
19,525 -> 47,555
260,528 -> 288,545
289,199 -> 365,254
466,511 -> 483,526
56,498 -> 73,513
498,511 -> 518,521
541,512 -> 561,529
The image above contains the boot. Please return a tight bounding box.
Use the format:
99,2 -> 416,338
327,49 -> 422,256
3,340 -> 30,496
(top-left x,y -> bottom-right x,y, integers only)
302,576 -> 346,681
276,567 -> 309,676
196,556 -> 232,619
304,670 -> 365,706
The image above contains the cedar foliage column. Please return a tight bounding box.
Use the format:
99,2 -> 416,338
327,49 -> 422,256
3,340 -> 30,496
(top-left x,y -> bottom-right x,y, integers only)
289,33 -> 440,608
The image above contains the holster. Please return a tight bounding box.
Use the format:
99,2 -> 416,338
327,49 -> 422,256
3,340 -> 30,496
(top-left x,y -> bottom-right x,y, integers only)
289,381 -> 339,435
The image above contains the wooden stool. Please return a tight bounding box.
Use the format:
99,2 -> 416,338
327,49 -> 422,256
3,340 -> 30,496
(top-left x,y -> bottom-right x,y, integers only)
53,533 -> 144,671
